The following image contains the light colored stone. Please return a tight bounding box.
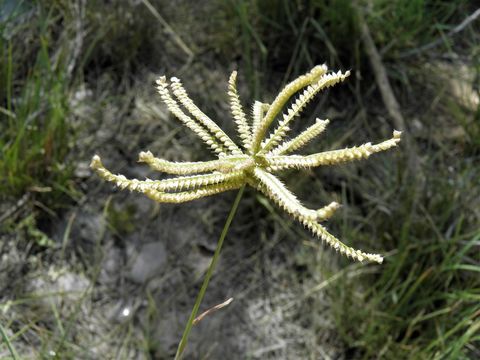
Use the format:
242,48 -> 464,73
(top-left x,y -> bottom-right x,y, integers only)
27,267 -> 90,309
128,241 -> 167,283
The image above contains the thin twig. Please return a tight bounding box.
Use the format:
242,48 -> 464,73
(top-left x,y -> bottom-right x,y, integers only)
66,0 -> 85,78
356,8 -> 406,133
193,297 -> 233,325
141,0 -> 194,61
355,5 -> 421,185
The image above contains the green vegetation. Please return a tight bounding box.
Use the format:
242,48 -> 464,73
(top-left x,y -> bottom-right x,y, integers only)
0,2 -> 71,201
1,0 -> 478,358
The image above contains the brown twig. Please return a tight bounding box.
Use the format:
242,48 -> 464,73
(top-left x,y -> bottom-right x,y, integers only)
355,5 -> 421,177
141,0 -> 194,64
356,8 -> 406,133
193,297 -> 233,325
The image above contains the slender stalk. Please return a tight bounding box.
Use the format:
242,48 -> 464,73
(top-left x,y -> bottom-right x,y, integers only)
0,323 -> 19,360
174,185 -> 245,359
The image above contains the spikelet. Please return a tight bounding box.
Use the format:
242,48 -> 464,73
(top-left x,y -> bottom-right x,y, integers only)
228,71 -> 251,151
260,71 -> 350,153
169,77 -> 242,155
143,181 -> 243,203
139,151 -> 249,175
251,101 -> 269,145
156,77 -> 228,156
251,64 -> 328,152
269,118 -> 330,155
267,131 -> 401,171
300,218 -> 384,264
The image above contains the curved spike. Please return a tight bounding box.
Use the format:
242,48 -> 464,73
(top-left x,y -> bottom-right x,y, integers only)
228,71 -> 251,150
251,168 -> 328,221
266,131 -> 402,171
138,151 -> 249,175
90,154 -> 246,204
170,77 -> 242,155
156,76 -> 228,156
260,70 -> 350,153
300,217 -> 383,263
143,181 -> 243,203
269,118 -> 330,155
251,65 -> 329,153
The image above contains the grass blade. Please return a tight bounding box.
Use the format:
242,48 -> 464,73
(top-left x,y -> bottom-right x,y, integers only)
0,323 -> 19,360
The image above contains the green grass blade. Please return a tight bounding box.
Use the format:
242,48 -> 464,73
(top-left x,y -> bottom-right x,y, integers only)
0,323 -> 19,360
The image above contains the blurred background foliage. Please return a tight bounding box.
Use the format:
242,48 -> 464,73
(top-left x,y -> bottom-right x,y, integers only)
1,0 -> 479,359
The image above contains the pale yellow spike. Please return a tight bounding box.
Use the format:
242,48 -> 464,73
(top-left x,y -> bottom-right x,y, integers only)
316,201 -> 341,221
143,171 -> 243,192
169,77 -> 242,155
138,151 -> 249,175
90,154 -> 243,194
156,77 -> 227,156
260,71 -> 350,153
300,218 -> 383,263
251,101 -> 269,145
144,181 -> 243,203
251,64 -> 328,152
266,131 -> 401,171
228,71 -> 251,150
251,168 -> 336,221
90,155 -> 243,203
269,118 -> 330,155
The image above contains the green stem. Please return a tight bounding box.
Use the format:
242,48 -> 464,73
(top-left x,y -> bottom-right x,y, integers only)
174,185 -> 245,359
0,322 -> 19,360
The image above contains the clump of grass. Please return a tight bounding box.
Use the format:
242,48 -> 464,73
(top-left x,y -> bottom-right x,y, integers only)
0,1 -> 162,355
327,66 -> 480,357
0,0 -> 165,204
0,2 -> 72,205
365,0 -> 473,57
332,207 -> 479,358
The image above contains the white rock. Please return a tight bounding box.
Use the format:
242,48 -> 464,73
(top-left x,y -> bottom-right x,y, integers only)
128,241 -> 167,283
